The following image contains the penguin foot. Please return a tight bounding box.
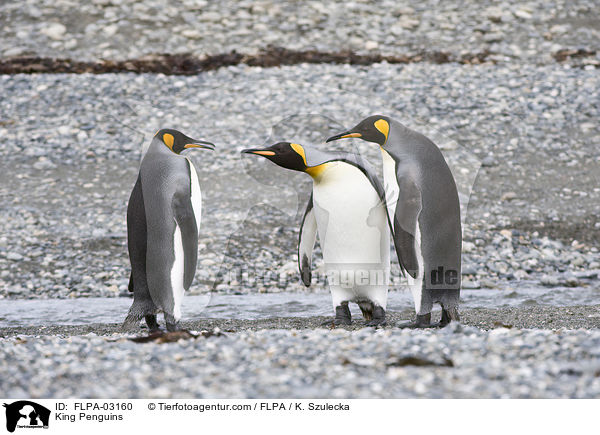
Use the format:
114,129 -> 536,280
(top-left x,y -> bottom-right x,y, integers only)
166,321 -> 181,332
438,307 -> 460,328
334,303 -> 352,325
365,319 -> 387,327
358,301 -> 374,321
164,314 -> 181,332
397,313 -> 436,329
145,315 -> 162,333
322,304 -> 352,327
122,298 -> 159,332
365,306 -> 386,327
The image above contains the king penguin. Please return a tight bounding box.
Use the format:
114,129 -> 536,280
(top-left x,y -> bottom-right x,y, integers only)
327,116 -> 462,328
242,142 -> 391,326
123,129 -> 214,332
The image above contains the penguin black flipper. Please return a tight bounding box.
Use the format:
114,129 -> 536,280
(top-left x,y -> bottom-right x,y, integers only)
127,175 -> 147,291
391,172 -> 423,279
298,193 -> 317,286
171,162 -> 199,290
123,174 -> 158,330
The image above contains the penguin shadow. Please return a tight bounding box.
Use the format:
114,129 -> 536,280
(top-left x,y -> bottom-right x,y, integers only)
128,328 -> 225,344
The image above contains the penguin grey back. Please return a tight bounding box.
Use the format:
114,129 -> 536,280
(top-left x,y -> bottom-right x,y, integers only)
141,139 -> 195,315
124,129 -> 214,331
386,119 -> 461,287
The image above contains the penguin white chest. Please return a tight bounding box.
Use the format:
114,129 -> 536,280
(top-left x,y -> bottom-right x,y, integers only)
186,157 -> 202,233
170,225 -> 185,320
381,149 -> 400,232
311,162 -> 389,265
170,158 -> 202,321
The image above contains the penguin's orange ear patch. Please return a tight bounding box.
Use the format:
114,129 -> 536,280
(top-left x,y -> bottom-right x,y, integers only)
163,133 -> 174,150
374,119 -> 389,141
290,143 -> 308,165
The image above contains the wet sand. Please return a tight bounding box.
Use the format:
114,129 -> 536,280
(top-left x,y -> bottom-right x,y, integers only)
2,305 -> 599,337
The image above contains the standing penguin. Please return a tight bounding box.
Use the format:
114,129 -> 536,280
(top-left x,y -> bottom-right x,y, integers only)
242,142 -> 390,326
123,129 -> 214,332
327,116 -> 462,328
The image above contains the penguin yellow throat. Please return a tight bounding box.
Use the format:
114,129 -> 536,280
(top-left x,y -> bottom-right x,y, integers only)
305,163 -> 331,180
289,144 -> 332,180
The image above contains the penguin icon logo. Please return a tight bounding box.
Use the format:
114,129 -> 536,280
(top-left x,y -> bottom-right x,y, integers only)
2,401 -> 50,432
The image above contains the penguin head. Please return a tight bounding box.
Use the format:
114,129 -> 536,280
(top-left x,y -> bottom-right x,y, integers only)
155,129 -> 215,154
242,142 -> 308,172
326,115 -> 390,146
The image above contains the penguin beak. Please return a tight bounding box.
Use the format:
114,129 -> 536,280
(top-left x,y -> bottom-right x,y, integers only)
184,140 -> 215,150
325,131 -> 362,142
241,148 -> 276,157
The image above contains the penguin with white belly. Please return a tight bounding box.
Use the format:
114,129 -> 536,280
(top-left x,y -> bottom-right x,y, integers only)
123,129 -> 214,332
242,142 -> 391,326
327,115 -> 462,328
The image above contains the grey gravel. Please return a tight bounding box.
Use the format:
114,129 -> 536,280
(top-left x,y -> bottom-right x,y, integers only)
2,308 -> 600,398
0,0 -> 599,65
0,63 -> 598,300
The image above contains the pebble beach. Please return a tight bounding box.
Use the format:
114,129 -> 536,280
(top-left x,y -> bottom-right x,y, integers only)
0,0 -> 599,399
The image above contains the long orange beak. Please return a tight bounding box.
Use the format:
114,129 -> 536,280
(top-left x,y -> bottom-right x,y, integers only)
326,131 -> 362,142
184,140 -> 215,150
241,148 -> 276,156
